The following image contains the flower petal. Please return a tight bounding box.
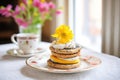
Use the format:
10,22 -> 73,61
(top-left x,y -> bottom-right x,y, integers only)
51,24 -> 74,43
51,34 -> 58,38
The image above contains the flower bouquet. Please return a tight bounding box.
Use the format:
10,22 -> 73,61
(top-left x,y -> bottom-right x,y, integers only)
0,0 -> 61,34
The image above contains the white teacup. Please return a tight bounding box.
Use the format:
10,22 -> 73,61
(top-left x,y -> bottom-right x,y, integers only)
11,33 -> 39,55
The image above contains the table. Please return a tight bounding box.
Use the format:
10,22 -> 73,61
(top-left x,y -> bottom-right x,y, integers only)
0,42 -> 120,80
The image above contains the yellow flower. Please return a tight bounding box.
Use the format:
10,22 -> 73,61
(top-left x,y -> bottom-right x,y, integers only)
20,3 -> 24,7
33,12 -> 38,17
52,25 -> 74,44
40,0 -> 45,3
28,0 -> 32,5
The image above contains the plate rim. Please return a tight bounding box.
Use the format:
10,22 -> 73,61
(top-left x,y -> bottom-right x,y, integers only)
26,53 -> 102,73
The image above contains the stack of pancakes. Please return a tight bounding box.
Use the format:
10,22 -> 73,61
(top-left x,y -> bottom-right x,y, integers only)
47,46 -> 81,69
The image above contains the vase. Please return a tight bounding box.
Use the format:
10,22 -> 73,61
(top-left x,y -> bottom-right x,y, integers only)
19,24 -> 42,41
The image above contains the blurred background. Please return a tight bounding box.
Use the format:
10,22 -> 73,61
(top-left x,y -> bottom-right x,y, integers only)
0,0 -> 120,57
69,0 -> 102,53
0,0 -> 19,44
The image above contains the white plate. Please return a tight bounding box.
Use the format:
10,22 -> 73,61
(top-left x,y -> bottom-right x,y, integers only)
26,53 -> 102,73
7,48 -> 46,58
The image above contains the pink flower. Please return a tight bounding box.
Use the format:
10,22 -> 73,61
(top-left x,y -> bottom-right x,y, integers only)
48,2 -> 55,9
12,6 -> 20,16
0,5 -> 12,17
22,0 -> 27,5
33,0 -> 41,7
39,3 -> 49,12
21,6 -> 25,11
6,5 -> 12,10
56,10 -> 61,15
13,5 -> 25,18
15,18 -> 28,27
1,11 -> 11,17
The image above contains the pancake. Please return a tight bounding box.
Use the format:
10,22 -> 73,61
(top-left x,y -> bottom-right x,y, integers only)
49,46 -> 80,54
47,59 -> 80,69
51,51 -> 80,58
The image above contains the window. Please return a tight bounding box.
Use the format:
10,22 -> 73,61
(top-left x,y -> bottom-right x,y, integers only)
69,0 -> 102,52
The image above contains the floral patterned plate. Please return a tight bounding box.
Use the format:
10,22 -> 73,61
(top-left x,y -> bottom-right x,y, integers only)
26,53 -> 102,73
7,48 -> 46,58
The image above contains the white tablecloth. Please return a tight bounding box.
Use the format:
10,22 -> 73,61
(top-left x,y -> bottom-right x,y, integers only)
0,42 -> 120,80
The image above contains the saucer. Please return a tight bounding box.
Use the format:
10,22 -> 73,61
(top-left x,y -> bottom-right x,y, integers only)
7,48 -> 46,57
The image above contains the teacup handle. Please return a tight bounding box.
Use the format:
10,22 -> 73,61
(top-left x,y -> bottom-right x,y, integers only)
11,34 -> 18,45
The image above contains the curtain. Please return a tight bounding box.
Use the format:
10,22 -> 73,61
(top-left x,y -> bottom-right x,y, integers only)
102,0 -> 120,57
